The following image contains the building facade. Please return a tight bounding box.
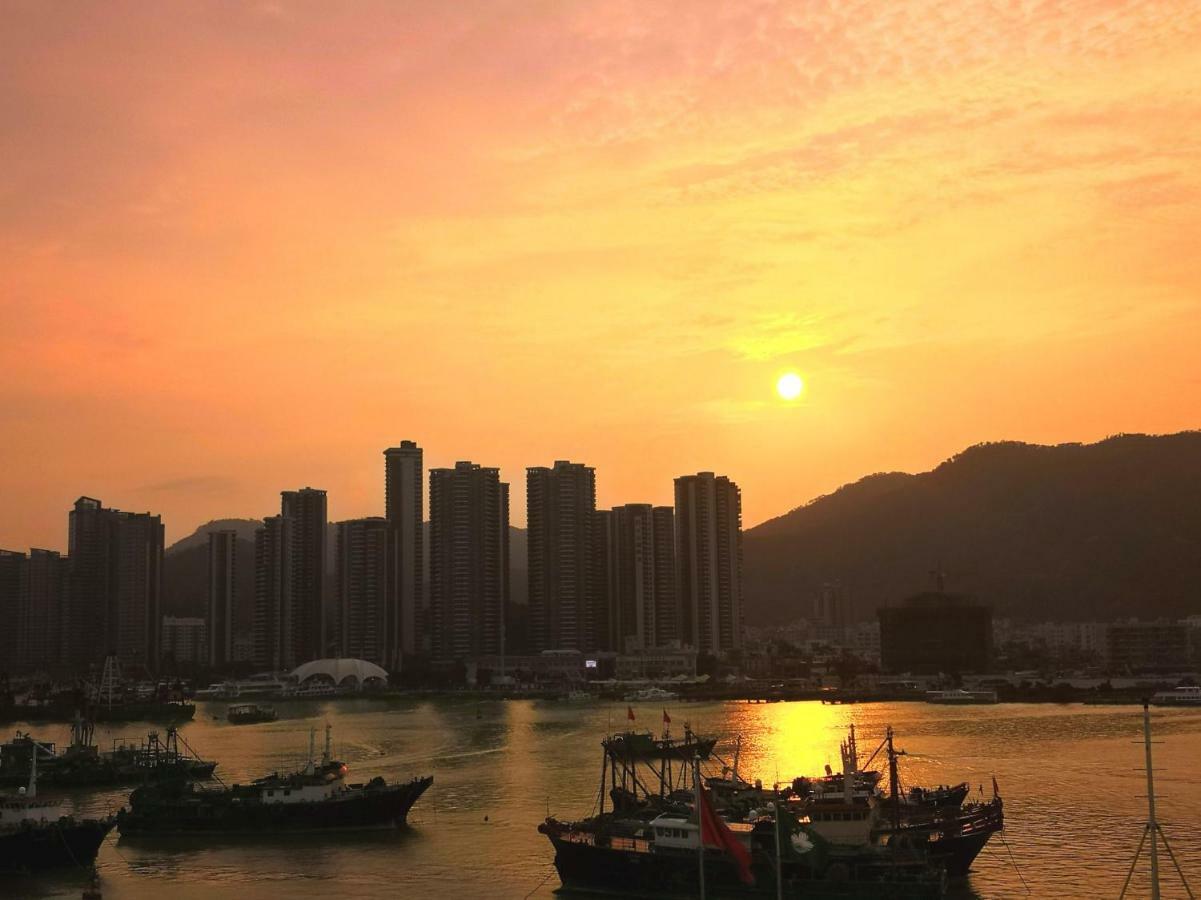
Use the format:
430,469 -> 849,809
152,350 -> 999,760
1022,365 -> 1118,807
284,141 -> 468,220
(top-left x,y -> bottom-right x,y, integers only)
280,488 -> 328,663
207,530 -> 238,669
428,462 -> 509,662
878,592 -> 993,674
527,460 -> 597,652
603,504 -> 677,653
65,497 -> 164,673
161,616 -> 207,665
674,473 -> 743,658
335,517 -> 390,667
253,514 -> 293,670
23,549 -> 68,672
384,440 -> 424,665
0,550 -> 24,672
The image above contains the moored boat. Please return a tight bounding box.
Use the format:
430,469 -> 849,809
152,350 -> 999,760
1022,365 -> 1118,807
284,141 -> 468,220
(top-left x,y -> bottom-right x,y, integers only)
0,740 -> 114,875
1150,686 -> 1201,707
227,703 -> 278,725
538,726 -> 946,898
116,726 -> 428,836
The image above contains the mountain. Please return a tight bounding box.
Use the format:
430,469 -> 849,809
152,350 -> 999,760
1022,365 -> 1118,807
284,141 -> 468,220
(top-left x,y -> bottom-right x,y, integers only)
167,518 -> 262,554
742,432 -> 1201,625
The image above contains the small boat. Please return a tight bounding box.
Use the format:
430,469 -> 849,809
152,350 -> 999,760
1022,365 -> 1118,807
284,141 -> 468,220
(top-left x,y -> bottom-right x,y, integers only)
227,704 -> 278,725
925,689 -> 998,705
624,687 -> 679,702
1149,685 -> 1201,707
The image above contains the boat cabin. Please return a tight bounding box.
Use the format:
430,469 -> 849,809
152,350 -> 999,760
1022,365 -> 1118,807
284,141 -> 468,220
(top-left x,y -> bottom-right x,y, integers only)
649,813 -> 753,851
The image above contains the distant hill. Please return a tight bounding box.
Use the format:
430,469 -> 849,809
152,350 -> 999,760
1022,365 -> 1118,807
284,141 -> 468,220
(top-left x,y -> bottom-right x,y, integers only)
742,432 -> 1201,625
167,518 -> 262,554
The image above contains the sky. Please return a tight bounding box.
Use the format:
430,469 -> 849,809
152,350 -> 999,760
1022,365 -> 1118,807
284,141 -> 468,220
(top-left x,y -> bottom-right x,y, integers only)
3,0 -> 1200,550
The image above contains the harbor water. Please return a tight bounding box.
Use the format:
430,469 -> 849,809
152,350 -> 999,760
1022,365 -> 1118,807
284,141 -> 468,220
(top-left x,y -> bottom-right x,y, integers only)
9,699 -> 1201,899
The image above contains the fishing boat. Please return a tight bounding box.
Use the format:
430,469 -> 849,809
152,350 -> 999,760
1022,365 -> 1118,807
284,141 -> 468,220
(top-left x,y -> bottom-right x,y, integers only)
0,739 -> 114,875
227,703 -> 278,725
538,727 -> 947,898
116,726 -> 428,836
0,720 -> 216,788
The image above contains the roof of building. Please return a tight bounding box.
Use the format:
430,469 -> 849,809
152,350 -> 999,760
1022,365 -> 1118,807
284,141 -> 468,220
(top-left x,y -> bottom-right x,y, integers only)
291,658 -> 389,684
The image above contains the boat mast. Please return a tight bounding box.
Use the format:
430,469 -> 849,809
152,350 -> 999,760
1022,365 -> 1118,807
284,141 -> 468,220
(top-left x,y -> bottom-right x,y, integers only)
27,736 -> 38,799
1144,702 -> 1161,900
773,784 -> 784,900
693,754 -> 706,900
323,723 -> 332,766
887,727 -> 901,830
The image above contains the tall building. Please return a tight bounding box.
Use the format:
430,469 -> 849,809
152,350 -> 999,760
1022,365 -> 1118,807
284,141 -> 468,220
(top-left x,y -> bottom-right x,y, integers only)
207,531 -> 238,668
602,505 -> 677,653
23,549 -> 68,673
383,441 -> 424,665
428,462 -> 509,663
527,460 -> 597,652
674,473 -> 743,658
65,497 -> 164,672
0,550 -> 24,672
592,510 -> 613,651
253,515 -> 293,671
335,517 -> 389,666
280,488 -> 328,662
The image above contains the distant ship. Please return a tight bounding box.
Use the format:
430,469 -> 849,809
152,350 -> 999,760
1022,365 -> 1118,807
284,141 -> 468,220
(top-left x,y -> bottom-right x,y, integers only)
1149,686 -> 1201,707
0,739 -> 114,874
116,726 -> 431,836
925,689 -> 998,705
227,703 -> 278,725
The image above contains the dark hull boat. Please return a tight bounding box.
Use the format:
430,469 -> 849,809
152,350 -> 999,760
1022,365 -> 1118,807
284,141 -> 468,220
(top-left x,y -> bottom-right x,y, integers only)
117,774 -> 434,836
1,739 -> 115,875
542,826 -> 944,900
0,818 -> 114,875
0,723 -> 217,789
879,800 -> 1003,877
539,728 -> 946,900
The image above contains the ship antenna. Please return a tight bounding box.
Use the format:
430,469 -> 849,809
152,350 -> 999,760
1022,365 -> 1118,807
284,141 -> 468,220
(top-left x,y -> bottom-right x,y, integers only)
323,722 -> 332,766
1118,702 -> 1195,899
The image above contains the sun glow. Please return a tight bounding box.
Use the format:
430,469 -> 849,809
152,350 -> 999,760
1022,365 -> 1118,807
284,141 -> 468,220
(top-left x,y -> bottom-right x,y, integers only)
776,372 -> 803,400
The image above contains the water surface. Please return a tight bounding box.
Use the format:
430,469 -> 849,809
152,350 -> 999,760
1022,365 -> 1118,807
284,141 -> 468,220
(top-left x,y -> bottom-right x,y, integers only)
10,699 -> 1201,899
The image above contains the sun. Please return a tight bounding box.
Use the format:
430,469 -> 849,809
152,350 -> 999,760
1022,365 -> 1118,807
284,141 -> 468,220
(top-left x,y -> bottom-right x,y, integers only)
776,372 -> 803,400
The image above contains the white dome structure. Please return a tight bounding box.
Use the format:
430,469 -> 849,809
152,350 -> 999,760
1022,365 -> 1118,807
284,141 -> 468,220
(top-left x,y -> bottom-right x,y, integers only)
291,658 -> 389,689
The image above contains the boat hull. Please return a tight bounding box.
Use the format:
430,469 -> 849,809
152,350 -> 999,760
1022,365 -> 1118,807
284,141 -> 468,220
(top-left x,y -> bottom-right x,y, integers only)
117,776 -> 433,836
0,818 -> 114,874
544,834 -> 944,900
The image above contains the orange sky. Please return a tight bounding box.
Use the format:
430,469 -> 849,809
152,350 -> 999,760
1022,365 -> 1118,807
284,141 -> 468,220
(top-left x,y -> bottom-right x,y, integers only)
3,1 -> 1200,550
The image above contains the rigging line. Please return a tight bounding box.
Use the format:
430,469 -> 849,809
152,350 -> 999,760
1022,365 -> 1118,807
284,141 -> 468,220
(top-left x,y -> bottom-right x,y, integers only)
1155,825 -> 1196,900
523,863 -> 556,899
998,830 -> 1031,895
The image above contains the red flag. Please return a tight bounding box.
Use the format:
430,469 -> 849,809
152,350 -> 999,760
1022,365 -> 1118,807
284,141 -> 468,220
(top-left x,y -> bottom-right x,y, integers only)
697,781 -> 754,885
663,709 -> 671,725
627,706 -> 635,722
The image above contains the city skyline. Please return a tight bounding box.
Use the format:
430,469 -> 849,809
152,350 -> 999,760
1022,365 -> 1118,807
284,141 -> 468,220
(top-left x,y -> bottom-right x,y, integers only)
4,2 -> 1199,553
